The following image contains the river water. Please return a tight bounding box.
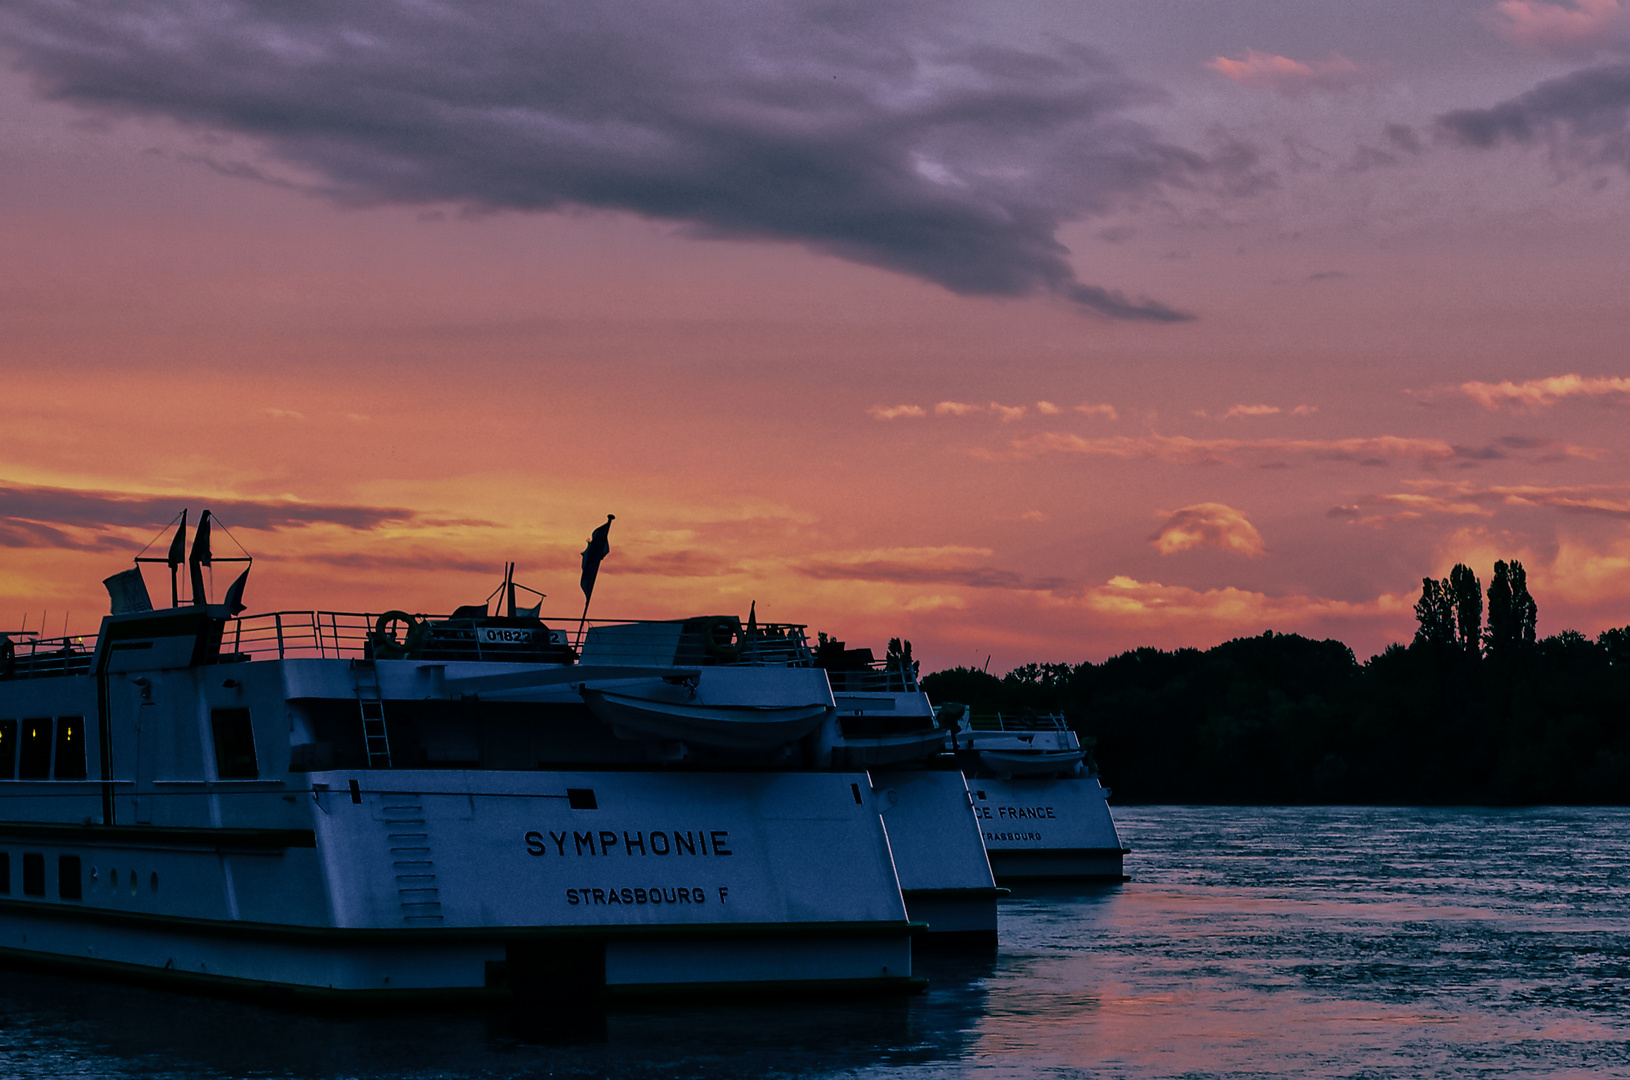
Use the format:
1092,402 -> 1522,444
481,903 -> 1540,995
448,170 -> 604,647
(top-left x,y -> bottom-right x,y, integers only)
2,806 -> 1628,1079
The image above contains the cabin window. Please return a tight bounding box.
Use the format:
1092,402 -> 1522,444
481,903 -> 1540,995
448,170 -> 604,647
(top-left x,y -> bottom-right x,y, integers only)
18,720 -> 52,780
0,852 -> 9,894
0,720 -> 15,779
21,852 -> 44,897
211,708 -> 258,779
58,855 -> 82,900
53,716 -> 86,780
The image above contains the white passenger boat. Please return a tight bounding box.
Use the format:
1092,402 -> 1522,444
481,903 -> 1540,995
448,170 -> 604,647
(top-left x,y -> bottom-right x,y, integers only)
581,624 -> 1002,944
949,709 -> 1130,882
0,516 -> 923,1003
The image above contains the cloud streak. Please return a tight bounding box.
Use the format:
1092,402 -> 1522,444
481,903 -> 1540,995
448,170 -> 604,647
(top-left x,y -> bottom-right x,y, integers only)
1461,373 -> 1630,408
0,0 -> 1215,320
989,432 -> 1539,466
1490,0 -> 1628,58
1438,61 -> 1630,168
1206,49 -> 1367,95
1071,574 -> 1408,630
1331,480 -> 1630,525
0,483 -> 419,552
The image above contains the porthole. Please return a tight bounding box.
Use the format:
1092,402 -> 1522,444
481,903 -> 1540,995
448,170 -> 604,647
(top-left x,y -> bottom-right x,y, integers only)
150,871 -> 158,892
109,866 -> 118,890
128,869 -> 137,895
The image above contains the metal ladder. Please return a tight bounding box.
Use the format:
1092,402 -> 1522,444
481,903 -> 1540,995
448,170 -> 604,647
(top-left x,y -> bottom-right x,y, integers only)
352,659 -> 392,768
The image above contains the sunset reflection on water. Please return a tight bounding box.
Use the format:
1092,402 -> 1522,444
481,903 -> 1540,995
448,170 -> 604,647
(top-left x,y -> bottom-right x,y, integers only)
2,806 -> 1626,1079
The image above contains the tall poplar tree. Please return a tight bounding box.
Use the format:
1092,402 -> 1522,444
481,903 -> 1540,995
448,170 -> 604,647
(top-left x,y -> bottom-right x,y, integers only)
1413,576 -> 1456,648
1486,559 -> 1538,659
1450,563 -> 1482,655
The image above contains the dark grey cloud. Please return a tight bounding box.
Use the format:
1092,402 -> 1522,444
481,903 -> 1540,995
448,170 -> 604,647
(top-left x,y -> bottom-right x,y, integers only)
0,483 -> 416,551
0,0 -> 1216,320
1438,63 -> 1630,168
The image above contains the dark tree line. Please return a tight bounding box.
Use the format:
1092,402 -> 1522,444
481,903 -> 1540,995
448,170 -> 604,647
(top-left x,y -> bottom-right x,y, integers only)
923,560 -> 1630,804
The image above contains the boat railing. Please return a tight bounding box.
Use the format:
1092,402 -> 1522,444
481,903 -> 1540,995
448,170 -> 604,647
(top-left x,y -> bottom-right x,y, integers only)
824,662 -> 920,694
224,611 -> 377,661
966,712 -> 1070,733
3,611 -> 818,670
3,632 -> 96,679
220,612 -> 816,666
730,625 -> 815,667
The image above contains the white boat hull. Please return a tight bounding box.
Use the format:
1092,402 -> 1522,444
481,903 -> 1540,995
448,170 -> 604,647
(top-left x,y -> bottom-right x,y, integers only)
966,775 -> 1128,882
871,768 -> 1002,945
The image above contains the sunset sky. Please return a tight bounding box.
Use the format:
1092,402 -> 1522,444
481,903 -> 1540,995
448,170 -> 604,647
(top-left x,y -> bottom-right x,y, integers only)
4,0 -> 1630,670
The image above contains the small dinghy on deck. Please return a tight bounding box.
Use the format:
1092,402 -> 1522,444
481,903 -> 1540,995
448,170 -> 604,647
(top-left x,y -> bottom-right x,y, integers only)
580,685 -> 832,750
976,747 -> 1086,777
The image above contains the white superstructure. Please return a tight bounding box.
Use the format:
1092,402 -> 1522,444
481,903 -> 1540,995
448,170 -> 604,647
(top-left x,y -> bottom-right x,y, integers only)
584,626 -> 1004,945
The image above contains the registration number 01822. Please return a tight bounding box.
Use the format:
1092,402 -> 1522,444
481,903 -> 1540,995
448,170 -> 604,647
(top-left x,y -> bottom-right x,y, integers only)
477,627 -> 542,645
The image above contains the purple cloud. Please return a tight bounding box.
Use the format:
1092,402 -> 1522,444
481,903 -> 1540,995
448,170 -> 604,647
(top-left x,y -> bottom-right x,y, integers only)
0,0 -> 1221,319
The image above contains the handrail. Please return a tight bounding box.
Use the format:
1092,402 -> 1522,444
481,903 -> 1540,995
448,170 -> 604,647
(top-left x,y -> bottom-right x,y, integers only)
3,632 -> 96,679
214,611 -> 817,665
966,712 -> 1070,733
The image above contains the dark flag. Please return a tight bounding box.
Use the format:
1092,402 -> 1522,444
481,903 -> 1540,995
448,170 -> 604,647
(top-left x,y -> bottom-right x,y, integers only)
222,566 -> 251,616
189,510 -> 213,606
580,515 -> 615,602
165,509 -> 188,569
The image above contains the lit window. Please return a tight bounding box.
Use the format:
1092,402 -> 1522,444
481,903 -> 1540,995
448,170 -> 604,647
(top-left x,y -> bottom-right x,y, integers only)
54,716 -> 86,780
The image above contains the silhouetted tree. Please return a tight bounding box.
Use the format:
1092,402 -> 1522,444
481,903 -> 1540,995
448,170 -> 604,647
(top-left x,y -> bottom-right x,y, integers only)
1513,561 -> 1537,646
924,560 -> 1630,805
884,637 -> 918,678
1599,626 -> 1630,667
1450,563 -> 1482,655
1413,576 -> 1457,648
1486,559 -> 1538,660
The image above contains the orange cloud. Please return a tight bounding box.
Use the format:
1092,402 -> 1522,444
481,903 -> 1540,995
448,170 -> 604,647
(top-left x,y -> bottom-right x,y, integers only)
935,401 -> 981,416
1206,49 -> 1367,94
1222,404 -> 1280,419
1331,481 -> 1630,530
1490,0 -> 1626,57
1409,480 -> 1630,517
868,404 -> 925,419
1151,503 -> 1266,557
1460,374 -> 1630,408
1064,574 -> 1410,628
989,402 -> 1027,422
996,432 -> 1463,465
1074,403 -> 1118,420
